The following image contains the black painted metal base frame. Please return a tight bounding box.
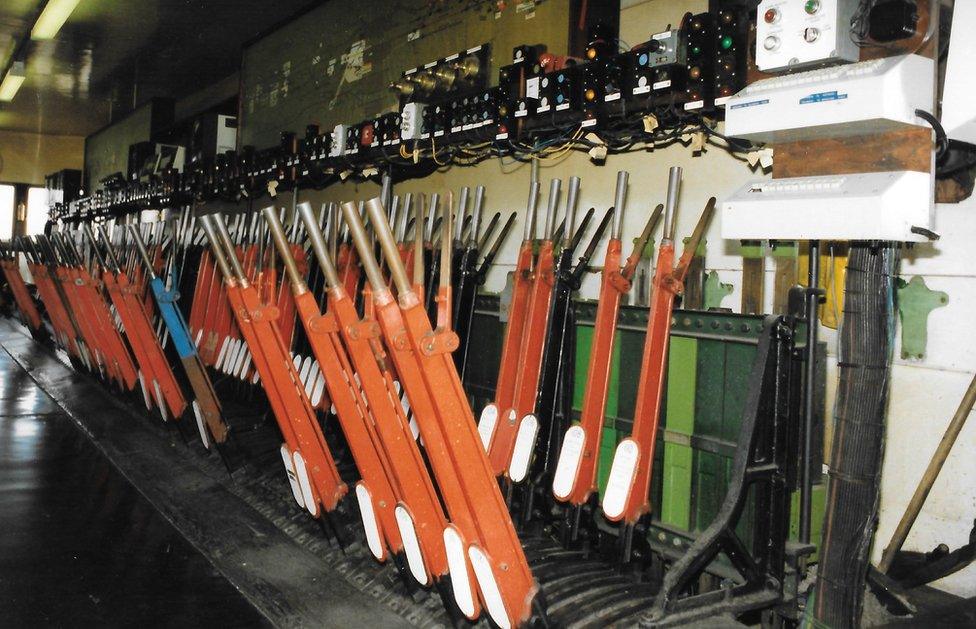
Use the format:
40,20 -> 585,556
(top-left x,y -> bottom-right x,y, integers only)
637,315 -> 813,627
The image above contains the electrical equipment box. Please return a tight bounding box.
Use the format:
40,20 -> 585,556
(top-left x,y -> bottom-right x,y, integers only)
329,124 -> 348,157
725,54 -> 934,144
756,0 -> 860,73
45,169 -> 82,209
721,170 -> 933,242
400,102 -> 425,141
127,142 -> 186,182
683,13 -> 716,110
627,29 -> 684,97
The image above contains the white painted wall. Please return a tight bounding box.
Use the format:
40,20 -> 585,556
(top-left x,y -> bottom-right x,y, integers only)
297,0 -> 975,596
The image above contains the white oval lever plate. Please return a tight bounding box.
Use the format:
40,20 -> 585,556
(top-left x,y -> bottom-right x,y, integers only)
293,451 -> 319,517
508,414 -> 539,483
477,404 -> 498,451
552,425 -> 586,500
602,438 -> 640,520
280,444 -> 305,509
355,483 -> 386,562
395,504 -> 429,586
443,526 -> 477,619
468,545 -> 510,629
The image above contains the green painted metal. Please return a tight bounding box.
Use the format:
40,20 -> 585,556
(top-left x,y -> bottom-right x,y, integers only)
467,295 -> 824,559
661,336 -> 697,529
703,270 -> 733,309
896,275 -> 948,360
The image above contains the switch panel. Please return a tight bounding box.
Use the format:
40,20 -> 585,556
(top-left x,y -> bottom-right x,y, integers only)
725,54 -> 934,143
756,0 -> 859,73
721,171 -> 933,242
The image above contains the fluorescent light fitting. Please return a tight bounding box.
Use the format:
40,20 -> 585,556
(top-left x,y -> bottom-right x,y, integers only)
0,62 -> 26,102
31,0 -> 83,41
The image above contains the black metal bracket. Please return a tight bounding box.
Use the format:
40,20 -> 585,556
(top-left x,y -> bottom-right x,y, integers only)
637,315 -> 806,627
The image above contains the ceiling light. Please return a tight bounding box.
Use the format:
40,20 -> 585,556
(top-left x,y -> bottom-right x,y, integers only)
0,62 -> 26,102
31,0 -> 83,41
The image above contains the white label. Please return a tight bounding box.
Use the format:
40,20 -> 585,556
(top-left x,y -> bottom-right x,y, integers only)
445,53 -> 459,61
293,451 -> 319,517
525,77 -> 540,99
555,103 -> 570,111
468,546 -> 510,629
715,96 -> 731,106
633,85 -> 652,95
478,404 -> 498,451
537,105 -> 551,113
153,380 -> 167,422
495,132 -> 509,140
653,80 -> 672,90
604,92 -> 621,102
580,118 -> 597,128
684,100 -> 704,111
138,372 -> 151,410
395,505 -> 429,585
215,337 -> 230,371
443,526 -> 477,619
192,400 -> 211,450
552,425 -> 586,500
602,438 -> 639,520
281,445 -> 306,509
355,483 -> 386,561
508,414 -> 539,483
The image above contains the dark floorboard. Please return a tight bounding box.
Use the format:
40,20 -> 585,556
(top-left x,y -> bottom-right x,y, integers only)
0,350 -> 271,628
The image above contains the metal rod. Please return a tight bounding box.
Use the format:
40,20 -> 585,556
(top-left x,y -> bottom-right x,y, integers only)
298,201 -> 341,289
99,225 -> 122,274
613,170 -> 629,239
800,240 -> 820,545
663,166 -> 682,241
198,216 -> 234,283
455,187 -> 470,241
82,224 -> 108,270
439,195 -> 452,292
470,185 -> 485,247
564,176 -> 581,248
340,200 -> 387,292
128,224 -> 158,279
523,181 -> 540,242
544,178 -> 561,240
368,197 -> 413,296
212,213 -> 247,281
426,193 -> 439,242
399,193 -> 413,241
262,204 -> 307,292
413,192 -> 425,288
381,171 -> 393,211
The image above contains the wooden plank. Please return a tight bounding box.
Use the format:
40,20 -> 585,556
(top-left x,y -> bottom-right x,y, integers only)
740,240 -> 765,315
771,241 -> 798,315
773,127 -> 932,179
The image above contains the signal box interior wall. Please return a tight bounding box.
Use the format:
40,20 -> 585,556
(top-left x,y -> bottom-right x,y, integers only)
240,0 -> 583,148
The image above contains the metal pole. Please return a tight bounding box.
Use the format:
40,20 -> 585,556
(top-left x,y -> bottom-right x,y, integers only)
262,204 -> 307,293
564,177 -> 581,248
471,186 -> 485,247
544,179 -> 561,240
297,201 -> 342,290
663,166 -> 681,242
613,171 -> 629,240
523,181 -> 540,242
800,240 -> 820,545
339,201 -> 387,293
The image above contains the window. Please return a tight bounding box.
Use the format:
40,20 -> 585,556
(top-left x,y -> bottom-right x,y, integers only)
25,187 -> 49,236
0,185 -> 13,240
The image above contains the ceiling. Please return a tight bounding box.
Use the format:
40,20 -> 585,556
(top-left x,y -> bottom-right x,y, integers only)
0,0 -> 319,138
